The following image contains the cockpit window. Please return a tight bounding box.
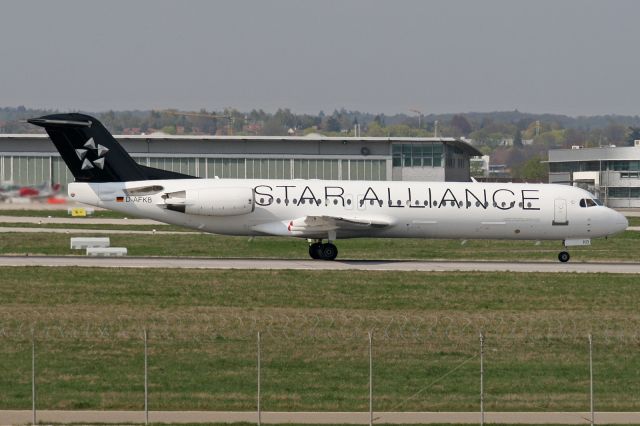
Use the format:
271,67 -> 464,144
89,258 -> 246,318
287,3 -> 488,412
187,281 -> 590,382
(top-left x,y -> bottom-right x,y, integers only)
579,198 -> 599,207
594,198 -> 603,206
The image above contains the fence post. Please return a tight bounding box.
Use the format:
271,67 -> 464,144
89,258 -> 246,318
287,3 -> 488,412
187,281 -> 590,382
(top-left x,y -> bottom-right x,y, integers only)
31,329 -> 36,426
368,331 -> 373,426
257,331 -> 261,426
144,329 -> 148,425
480,332 -> 484,426
589,334 -> 594,426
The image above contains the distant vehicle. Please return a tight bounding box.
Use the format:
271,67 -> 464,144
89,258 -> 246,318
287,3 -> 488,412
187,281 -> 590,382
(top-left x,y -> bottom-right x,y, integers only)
0,181 -> 61,201
29,113 -> 628,263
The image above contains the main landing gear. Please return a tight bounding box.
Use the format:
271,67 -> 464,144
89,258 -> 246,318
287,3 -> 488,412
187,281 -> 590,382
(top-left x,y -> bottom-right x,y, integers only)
558,251 -> 570,263
309,241 -> 338,260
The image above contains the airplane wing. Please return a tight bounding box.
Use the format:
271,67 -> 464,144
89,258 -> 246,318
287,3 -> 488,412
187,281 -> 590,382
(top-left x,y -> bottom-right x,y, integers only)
252,215 -> 391,237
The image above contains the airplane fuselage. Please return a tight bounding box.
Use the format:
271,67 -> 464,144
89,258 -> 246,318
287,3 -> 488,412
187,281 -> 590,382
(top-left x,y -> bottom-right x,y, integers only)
69,179 -> 628,242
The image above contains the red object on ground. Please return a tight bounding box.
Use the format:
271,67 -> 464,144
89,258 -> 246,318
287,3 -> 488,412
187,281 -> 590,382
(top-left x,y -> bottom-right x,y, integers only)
19,187 -> 39,197
47,197 -> 67,204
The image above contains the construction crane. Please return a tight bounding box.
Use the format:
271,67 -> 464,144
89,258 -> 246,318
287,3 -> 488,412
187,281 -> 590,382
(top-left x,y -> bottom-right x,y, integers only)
156,109 -> 235,135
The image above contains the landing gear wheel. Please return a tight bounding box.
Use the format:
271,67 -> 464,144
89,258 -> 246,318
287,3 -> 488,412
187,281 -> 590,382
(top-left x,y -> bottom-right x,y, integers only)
321,243 -> 338,261
558,251 -> 570,263
309,242 -> 323,259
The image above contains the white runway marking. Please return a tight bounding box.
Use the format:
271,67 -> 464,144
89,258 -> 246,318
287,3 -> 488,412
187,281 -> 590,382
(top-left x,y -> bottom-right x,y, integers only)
1,256 -> 639,273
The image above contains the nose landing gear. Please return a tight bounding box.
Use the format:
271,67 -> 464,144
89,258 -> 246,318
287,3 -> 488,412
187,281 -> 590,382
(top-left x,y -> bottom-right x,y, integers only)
309,241 -> 338,260
558,251 -> 570,263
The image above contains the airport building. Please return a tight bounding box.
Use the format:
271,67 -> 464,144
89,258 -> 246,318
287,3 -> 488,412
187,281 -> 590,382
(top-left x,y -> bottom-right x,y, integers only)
548,141 -> 640,208
0,134 -> 481,188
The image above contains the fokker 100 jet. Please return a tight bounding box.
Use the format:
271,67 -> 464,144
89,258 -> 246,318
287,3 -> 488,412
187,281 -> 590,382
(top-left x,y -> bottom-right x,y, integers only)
29,113 -> 628,262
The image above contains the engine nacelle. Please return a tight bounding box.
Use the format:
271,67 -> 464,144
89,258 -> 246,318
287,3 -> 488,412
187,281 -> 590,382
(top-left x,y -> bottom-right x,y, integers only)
165,187 -> 255,216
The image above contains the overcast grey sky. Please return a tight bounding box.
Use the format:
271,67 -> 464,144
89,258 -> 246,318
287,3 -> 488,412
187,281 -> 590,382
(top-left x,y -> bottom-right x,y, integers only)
1,0 -> 638,116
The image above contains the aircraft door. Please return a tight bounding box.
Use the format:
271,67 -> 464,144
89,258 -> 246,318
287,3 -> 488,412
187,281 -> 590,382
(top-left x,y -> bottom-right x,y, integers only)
553,199 -> 568,226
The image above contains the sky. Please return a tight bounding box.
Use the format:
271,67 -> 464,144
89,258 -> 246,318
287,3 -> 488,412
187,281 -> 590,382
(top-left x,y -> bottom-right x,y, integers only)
1,0 -> 639,116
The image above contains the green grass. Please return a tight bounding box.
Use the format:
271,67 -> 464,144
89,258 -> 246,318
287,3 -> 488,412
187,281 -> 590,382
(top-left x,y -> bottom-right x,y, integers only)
0,230 -> 638,262
627,216 -> 640,227
1,268 -> 640,412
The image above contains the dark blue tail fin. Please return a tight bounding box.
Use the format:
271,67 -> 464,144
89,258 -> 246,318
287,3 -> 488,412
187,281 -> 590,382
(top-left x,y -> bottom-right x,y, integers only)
28,113 -> 194,182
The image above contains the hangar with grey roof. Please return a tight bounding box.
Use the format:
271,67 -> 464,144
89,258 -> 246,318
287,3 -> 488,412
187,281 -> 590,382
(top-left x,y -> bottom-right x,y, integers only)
0,133 -> 481,189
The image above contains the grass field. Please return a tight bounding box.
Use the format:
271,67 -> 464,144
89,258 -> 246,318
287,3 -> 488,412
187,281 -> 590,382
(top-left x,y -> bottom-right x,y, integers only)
1,267 -> 640,412
0,229 -> 638,262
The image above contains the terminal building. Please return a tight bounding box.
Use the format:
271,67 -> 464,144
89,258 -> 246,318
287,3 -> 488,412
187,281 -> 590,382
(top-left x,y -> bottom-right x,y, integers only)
0,134 -> 481,188
548,141 -> 640,208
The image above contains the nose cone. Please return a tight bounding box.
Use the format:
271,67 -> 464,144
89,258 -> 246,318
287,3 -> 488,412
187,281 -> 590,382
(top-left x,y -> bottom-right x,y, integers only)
609,209 -> 628,235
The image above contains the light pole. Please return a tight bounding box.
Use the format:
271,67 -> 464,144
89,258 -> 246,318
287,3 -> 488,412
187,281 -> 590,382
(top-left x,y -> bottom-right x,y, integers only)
409,109 -> 423,130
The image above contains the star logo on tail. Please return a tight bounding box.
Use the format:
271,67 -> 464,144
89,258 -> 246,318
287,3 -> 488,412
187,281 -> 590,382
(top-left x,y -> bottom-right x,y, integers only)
76,137 -> 109,170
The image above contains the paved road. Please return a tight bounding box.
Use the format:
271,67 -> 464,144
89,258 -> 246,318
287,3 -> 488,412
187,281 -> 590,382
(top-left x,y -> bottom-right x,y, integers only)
0,226 -> 198,235
2,410 -> 640,424
1,256 -> 639,273
0,215 -> 162,225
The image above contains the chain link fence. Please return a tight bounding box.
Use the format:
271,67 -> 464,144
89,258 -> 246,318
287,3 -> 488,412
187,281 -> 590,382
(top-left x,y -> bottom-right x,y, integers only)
2,314 -> 640,424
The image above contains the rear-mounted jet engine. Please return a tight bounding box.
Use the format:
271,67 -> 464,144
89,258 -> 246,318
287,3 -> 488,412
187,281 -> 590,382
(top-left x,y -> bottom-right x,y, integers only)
162,187 -> 255,216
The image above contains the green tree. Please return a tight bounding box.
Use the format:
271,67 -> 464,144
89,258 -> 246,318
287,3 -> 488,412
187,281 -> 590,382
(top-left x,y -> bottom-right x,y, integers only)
365,122 -> 386,137
513,129 -> 523,148
451,114 -> 472,136
627,127 -> 640,146
161,125 -> 177,135
564,128 -> 586,148
514,156 -> 547,182
373,114 -> 385,126
325,116 -> 341,132
603,122 -> 626,144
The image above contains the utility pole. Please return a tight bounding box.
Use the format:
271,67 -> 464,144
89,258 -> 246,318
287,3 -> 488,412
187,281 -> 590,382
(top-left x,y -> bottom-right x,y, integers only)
257,331 -> 262,426
32,329 -> 36,426
368,331 -> 373,426
589,334 -> 594,426
480,332 -> 485,426
144,329 -> 148,425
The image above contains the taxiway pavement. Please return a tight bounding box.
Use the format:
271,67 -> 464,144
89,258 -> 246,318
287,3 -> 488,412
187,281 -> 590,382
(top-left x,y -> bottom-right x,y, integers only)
0,226 -> 198,235
1,256 -> 639,273
2,410 -> 639,424
0,215 -> 161,225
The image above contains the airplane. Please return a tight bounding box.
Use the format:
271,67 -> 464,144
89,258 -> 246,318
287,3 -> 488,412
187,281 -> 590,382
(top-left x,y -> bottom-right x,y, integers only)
28,113 -> 628,263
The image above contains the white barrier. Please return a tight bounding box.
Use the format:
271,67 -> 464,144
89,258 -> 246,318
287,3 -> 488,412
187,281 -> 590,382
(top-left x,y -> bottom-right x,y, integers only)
86,247 -> 127,257
70,237 -> 110,249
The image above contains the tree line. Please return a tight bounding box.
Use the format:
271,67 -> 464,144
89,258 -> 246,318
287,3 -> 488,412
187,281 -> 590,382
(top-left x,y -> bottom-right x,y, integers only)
2,106 -> 640,181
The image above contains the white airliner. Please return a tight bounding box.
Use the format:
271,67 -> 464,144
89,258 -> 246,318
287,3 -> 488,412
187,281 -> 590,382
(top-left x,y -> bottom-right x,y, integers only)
29,113 -> 628,262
